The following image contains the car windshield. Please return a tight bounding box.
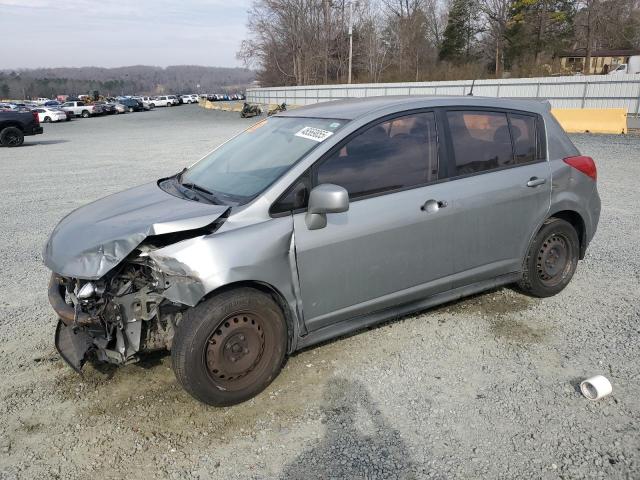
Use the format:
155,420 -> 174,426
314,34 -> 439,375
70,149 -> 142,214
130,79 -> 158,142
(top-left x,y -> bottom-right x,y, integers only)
181,117 -> 347,204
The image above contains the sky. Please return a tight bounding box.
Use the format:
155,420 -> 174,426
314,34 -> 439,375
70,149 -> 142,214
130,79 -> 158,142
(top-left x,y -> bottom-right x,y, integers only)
0,0 -> 252,69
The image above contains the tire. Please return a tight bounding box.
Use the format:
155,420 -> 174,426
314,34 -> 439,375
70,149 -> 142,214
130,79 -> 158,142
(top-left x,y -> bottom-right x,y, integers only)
171,287 -> 287,406
518,218 -> 580,298
0,126 -> 24,147
149,103 -> 155,109
43,116 -> 51,123
81,110 -> 90,118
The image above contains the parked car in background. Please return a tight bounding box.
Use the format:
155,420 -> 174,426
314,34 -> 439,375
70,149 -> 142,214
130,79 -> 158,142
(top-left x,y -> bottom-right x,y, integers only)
34,97 -> 50,105
180,94 -> 197,104
44,100 -> 62,108
0,109 -> 43,146
33,107 -> 67,123
94,102 -> 116,115
116,98 -> 141,113
153,95 -> 174,107
168,95 -> 179,105
113,103 -> 127,114
132,97 -> 154,110
62,101 -> 103,118
0,102 -> 18,111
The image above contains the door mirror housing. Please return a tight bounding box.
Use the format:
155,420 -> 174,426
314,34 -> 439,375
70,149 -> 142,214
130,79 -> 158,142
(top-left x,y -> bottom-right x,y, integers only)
305,184 -> 349,230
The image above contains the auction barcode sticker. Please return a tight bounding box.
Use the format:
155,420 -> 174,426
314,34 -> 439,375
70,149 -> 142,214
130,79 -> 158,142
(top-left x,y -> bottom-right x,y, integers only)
295,126 -> 334,142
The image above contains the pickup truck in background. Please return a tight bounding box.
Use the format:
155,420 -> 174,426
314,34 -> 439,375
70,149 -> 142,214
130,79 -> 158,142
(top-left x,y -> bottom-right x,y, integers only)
0,109 -> 44,147
61,101 -> 103,118
608,55 -> 640,75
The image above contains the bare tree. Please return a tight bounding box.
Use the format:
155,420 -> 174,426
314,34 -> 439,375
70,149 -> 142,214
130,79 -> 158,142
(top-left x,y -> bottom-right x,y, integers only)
480,0 -> 513,76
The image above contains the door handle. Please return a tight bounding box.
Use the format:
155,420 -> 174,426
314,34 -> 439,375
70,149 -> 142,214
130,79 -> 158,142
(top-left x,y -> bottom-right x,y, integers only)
526,177 -> 546,187
421,199 -> 447,213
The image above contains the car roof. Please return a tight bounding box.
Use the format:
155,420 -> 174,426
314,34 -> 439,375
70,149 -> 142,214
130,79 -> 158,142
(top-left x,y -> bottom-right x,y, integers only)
278,95 -> 550,120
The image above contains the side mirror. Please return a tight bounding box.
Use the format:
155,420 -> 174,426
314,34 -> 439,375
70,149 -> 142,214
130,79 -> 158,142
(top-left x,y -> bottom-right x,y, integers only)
305,184 -> 349,230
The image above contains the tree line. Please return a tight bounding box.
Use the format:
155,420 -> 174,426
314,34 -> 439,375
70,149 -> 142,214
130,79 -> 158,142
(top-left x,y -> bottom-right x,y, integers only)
0,65 -> 255,100
238,0 -> 640,86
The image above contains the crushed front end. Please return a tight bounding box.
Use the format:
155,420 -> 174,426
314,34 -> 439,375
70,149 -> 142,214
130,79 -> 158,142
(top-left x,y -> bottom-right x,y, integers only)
49,254 -> 181,372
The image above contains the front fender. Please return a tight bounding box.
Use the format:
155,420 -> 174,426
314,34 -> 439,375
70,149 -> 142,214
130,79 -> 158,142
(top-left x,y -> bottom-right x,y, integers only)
147,216 -> 304,347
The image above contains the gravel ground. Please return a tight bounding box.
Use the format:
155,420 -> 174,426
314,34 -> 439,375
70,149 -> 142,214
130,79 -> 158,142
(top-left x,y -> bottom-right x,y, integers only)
0,106 -> 638,480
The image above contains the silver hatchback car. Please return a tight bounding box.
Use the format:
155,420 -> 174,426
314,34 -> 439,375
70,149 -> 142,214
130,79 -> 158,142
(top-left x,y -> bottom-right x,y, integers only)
44,96 -> 600,405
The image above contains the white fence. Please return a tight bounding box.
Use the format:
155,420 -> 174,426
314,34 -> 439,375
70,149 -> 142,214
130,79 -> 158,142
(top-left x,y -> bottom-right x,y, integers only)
247,75 -> 640,115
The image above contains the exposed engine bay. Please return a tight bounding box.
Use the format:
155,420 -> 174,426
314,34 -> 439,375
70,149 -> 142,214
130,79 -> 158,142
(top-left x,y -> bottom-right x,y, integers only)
51,252 -> 183,371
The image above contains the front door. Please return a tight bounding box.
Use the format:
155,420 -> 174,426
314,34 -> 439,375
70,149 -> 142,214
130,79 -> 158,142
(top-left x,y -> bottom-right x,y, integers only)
292,111 -> 457,332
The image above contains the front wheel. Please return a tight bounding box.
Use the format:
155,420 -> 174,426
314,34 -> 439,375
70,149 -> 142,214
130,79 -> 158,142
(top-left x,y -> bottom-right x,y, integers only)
43,116 -> 51,123
518,218 -> 579,298
0,126 -> 24,147
171,288 -> 287,406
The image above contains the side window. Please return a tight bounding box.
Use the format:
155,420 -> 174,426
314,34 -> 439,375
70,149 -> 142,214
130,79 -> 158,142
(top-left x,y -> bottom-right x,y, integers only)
509,113 -> 537,164
77,102 -> 84,106
316,112 -> 438,199
446,111 -> 512,176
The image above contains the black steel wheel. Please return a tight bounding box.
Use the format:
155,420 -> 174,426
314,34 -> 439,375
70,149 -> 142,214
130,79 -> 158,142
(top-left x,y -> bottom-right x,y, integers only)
519,218 -> 579,297
171,287 -> 287,406
0,126 -> 24,147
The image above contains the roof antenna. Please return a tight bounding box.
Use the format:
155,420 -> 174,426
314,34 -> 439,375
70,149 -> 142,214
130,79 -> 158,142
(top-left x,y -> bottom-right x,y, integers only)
467,79 -> 475,96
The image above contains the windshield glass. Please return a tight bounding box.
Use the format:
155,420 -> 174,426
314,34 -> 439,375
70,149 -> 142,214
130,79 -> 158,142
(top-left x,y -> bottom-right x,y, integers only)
181,117 -> 347,204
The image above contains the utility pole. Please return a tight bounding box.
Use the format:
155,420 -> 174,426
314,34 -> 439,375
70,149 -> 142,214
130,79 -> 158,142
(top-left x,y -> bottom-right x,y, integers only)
348,1 -> 353,84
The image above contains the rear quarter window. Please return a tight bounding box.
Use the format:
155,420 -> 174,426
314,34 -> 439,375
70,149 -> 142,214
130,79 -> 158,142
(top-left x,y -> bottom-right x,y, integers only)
509,113 -> 537,164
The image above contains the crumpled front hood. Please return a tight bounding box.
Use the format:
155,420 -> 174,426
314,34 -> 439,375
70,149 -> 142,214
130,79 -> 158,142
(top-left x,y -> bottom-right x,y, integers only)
43,181 -> 229,279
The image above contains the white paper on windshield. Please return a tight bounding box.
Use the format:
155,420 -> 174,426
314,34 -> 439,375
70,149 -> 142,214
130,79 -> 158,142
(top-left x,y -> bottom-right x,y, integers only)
295,126 -> 334,142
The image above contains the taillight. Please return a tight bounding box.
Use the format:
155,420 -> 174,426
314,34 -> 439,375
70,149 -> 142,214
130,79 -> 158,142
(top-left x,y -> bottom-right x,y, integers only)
32,110 -> 40,125
563,156 -> 596,181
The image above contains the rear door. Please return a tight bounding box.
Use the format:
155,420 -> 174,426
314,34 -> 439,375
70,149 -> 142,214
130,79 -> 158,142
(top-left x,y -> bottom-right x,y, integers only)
441,108 -> 551,286
290,111 -> 457,331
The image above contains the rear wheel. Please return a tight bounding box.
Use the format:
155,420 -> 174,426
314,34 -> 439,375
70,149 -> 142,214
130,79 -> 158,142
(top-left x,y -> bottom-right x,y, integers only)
0,127 -> 24,147
518,218 -> 579,297
81,110 -> 90,118
171,288 -> 287,406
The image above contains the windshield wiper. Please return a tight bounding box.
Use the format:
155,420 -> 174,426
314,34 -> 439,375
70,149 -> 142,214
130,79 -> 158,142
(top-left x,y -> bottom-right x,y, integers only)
181,182 -> 214,196
173,167 -> 225,205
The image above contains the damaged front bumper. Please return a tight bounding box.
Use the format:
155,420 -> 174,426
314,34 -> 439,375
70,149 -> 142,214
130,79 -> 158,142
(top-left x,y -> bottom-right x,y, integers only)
49,266 -> 179,373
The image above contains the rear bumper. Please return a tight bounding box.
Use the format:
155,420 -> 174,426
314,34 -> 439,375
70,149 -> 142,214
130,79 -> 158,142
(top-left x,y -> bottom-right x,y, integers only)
26,126 -> 43,136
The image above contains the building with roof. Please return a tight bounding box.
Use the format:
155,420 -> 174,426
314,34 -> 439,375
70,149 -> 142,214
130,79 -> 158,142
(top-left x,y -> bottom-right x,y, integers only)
559,49 -> 640,74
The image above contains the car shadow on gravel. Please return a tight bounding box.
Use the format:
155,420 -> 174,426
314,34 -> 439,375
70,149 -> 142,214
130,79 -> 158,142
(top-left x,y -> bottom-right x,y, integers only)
280,377 -> 421,479
20,139 -> 70,146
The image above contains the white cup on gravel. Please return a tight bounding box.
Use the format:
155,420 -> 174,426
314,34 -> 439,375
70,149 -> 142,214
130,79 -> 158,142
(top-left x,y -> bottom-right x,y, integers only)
580,375 -> 613,400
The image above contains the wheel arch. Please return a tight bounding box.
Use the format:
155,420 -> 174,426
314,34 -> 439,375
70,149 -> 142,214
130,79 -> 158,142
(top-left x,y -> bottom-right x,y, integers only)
198,280 -> 297,353
0,121 -> 24,132
547,209 -> 587,259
